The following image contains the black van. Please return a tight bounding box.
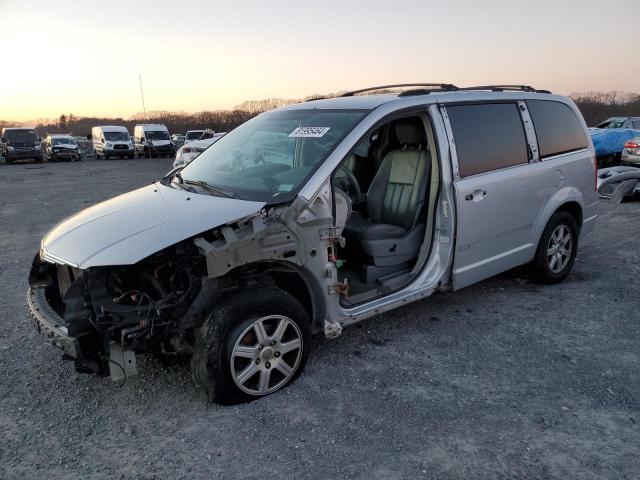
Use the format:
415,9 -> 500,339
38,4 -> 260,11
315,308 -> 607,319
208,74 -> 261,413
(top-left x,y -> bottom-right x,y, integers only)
1,128 -> 43,164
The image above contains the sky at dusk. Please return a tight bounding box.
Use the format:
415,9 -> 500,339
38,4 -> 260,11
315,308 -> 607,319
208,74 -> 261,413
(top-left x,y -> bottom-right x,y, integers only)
0,0 -> 638,121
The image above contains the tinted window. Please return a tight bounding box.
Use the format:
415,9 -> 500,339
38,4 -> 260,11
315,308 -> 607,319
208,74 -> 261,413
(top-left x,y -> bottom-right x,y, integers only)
448,103 -> 528,177
186,131 -> 203,140
5,129 -> 38,143
104,131 -> 130,141
527,100 -> 588,158
146,130 -> 169,140
632,121 -> 640,130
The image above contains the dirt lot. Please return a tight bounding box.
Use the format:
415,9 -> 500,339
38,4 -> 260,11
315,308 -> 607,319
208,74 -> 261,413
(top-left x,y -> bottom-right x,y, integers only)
0,158 -> 638,479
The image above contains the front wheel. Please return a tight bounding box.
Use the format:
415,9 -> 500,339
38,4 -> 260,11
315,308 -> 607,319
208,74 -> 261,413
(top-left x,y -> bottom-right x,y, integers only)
191,288 -> 311,405
529,211 -> 579,284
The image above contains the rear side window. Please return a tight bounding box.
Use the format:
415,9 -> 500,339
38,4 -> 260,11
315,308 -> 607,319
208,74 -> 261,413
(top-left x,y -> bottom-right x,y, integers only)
448,103 -> 528,177
526,100 -> 588,158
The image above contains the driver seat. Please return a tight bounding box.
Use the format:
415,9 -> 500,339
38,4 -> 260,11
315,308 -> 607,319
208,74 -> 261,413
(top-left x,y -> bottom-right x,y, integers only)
344,118 -> 430,281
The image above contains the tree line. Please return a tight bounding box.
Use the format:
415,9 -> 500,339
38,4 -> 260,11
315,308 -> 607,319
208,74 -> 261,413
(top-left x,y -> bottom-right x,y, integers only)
569,91 -> 640,127
1,91 -> 639,137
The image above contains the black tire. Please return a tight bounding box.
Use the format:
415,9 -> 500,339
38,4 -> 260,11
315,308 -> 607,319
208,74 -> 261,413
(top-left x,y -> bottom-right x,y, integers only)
145,148 -> 151,159
529,210 -> 579,284
191,288 -> 311,405
35,156 -> 43,164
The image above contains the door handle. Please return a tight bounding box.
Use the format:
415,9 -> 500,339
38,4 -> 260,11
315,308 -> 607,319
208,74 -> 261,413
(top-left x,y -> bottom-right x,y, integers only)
464,190 -> 487,202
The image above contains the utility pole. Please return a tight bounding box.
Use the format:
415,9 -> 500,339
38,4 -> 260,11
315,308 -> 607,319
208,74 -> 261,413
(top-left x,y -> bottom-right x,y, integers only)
139,73 -> 147,120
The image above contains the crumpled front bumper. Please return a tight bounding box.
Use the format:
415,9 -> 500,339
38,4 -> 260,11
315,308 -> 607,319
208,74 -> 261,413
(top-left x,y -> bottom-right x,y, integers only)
26,285 -> 81,358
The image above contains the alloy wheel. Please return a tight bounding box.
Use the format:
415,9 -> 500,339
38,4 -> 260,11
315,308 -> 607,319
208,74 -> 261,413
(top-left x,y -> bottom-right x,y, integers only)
547,224 -> 572,273
230,315 -> 303,396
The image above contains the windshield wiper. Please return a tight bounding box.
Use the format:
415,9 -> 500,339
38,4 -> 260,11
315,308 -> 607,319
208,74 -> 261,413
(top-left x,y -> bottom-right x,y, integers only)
184,179 -> 236,198
168,170 -> 195,192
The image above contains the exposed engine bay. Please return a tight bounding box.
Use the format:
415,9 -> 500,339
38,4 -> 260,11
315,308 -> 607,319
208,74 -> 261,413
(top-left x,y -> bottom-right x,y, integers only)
27,201 -> 322,382
29,241 -> 207,379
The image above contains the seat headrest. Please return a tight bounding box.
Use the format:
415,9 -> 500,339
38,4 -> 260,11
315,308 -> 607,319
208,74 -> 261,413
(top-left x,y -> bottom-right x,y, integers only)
395,119 -> 426,145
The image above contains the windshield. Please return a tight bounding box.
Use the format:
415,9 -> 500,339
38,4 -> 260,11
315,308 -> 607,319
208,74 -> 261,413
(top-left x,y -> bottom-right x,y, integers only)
598,118 -> 625,129
605,119 -> 625,129
104,131 -> 130,141
146,130 -> 170,140
180,109 -> 366,202
52,138 -> 76,146
186,131 -> 204,140
5,129 -> 38,144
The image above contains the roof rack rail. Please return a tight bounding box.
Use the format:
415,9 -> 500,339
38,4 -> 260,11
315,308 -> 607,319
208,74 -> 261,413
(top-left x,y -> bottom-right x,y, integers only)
340,83 -> 459,97
457,85 -> 551,93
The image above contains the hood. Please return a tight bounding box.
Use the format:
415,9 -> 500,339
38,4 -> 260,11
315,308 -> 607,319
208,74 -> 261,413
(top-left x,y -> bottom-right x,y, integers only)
151,140 -> 171,146
53,143 -> 77,149
41,183 -> 265,269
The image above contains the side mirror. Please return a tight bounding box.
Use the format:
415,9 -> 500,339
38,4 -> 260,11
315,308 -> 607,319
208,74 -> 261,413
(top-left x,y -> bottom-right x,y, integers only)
1,138 -> 5,143
102,139 -> 105,144
86,133 -> 91,140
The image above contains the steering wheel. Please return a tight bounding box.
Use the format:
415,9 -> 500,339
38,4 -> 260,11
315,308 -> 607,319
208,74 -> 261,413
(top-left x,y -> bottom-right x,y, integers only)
336,164 -> 362,205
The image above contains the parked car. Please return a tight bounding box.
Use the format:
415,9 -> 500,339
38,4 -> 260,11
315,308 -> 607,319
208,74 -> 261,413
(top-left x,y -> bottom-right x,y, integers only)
1,127 -> 43,164
173,132 -> 225,168
621,137 -> 640,167
91,126 -> 134,159
184,130 -> 206,144
44,134 -> 81,162
134,124 -> 174,158
28,84 -> 598,404
596,117 -> 640,129
590,126 -> 640,167
171,134 -> 185,149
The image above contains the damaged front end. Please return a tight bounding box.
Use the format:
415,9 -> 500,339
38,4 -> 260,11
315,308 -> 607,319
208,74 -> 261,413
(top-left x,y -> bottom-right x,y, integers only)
28,241 -> 206,380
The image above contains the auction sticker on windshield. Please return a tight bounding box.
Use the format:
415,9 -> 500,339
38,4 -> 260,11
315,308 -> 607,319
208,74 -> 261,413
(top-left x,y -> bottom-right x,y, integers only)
289,127 -> 330,138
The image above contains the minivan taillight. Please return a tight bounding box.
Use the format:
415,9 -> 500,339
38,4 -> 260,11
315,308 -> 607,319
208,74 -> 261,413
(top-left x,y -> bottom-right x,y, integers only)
183,147 -> 192,154
623,140 -> 639,149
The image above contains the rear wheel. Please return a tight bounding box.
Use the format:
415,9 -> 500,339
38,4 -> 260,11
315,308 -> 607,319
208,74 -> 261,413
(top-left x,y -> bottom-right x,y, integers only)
530,211 -> 578,284
191,288 -> 311,405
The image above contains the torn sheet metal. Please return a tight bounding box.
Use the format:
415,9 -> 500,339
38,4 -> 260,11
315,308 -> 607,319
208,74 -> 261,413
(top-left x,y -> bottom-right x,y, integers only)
597,166 -> 640,202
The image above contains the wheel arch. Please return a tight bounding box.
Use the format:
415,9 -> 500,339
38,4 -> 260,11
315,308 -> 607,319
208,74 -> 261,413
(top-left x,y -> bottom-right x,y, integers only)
532,187 -> 585,253
221,260 -> 325,333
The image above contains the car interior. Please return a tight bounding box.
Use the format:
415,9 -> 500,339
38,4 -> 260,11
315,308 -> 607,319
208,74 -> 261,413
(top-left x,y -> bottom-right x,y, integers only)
332,114 -> 440,305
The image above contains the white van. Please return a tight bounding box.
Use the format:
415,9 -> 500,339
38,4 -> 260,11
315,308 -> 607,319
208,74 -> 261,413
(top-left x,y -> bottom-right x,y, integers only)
134,124 -> 174,158
91,126 -> 134,160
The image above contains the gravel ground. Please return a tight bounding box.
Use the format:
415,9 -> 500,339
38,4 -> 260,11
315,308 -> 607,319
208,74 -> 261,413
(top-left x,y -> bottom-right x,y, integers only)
1,158 -> 638,479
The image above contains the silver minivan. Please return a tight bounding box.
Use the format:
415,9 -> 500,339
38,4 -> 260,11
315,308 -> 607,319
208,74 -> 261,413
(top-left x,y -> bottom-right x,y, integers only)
28,84 -> 598,404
